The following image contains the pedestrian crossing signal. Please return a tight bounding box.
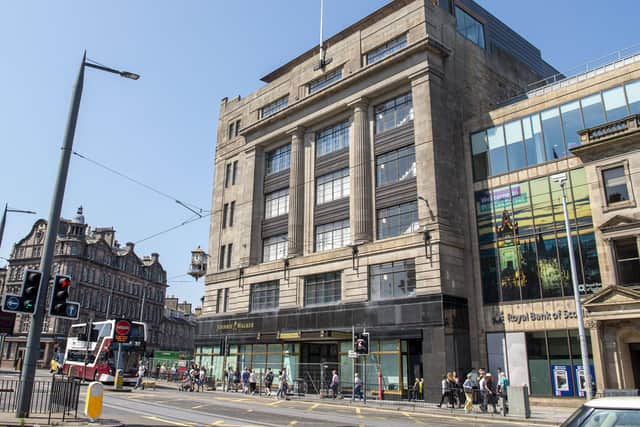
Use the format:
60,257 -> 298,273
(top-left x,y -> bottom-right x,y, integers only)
48,275 -> 80,319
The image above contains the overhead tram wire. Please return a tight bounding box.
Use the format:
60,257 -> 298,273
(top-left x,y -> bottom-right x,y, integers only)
72,150 -> 208,216
134,212 -> 212,245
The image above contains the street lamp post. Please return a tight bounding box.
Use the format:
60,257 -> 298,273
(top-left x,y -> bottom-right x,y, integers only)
553,173 -> 593,400
16,52 -> 139,418
0,203 -> 36,250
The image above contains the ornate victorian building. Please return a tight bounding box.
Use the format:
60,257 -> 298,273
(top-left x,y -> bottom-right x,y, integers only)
2,207 -> 168,367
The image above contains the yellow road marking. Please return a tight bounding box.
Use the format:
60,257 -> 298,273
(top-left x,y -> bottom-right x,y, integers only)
212,422 -> 224,426
268,400 -> 283,406
355,407 -> 361,414
402,411 -> 426,425
309,403 -> 320,411
192,404 -> 206,409
289,422 -> 298,426
143,416 -> 191,426
247,409 -> 253,412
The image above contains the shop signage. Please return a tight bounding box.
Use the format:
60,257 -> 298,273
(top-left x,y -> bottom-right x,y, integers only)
216,320 -> 255,332
491,309 -> 577,325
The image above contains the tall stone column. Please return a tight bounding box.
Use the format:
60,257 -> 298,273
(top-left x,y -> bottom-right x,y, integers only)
348,98 -> 373,244
287,126 -> 305,257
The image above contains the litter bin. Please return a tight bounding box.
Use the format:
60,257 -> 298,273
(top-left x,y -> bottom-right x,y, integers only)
508,385 -> 530,418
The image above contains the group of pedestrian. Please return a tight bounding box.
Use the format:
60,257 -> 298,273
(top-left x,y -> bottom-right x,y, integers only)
435,368 -> 509,414
409,378 -> 424,401
178,364 -> 207,392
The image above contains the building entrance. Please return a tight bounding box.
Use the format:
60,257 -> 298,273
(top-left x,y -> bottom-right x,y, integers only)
630,343 -> 640,388
299,343 -> 339,394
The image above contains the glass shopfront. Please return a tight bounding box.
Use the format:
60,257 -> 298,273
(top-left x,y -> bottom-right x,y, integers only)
476,169 -> 601,304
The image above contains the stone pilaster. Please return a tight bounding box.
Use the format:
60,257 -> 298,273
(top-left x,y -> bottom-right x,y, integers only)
348,98 -> 373,244
287,126 -> 305,257
303,133 -> 316,256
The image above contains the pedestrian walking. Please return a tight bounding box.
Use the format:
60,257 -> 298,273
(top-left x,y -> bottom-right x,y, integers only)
234,368 -> 241,392
478,369 -> 486,412
410,378 -> 419,401
264,368 -> 274,396
354,373 -> 363,401
463,373 -> 474,413
418,378 -> 424,401
198,366 -> 206,392
134,362 -> 146,390
249,368 -> 257,394
329,370 -> 340,399
484,373 -> 498,413
276,369 -> 288,399
241,367 -> 250,394
497,369 -> 509,415
437,373 -> 454,408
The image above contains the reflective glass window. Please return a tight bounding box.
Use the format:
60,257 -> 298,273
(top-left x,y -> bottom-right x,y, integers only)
602,166 -> 629,204
526,332 -> 551,396
265,188 -> 289,218
315,219 -> 350,252
471,131 -> 489,181
487,125 -> 507,175
625,80 -> 640,114
614,238 -> 639,285
579,231 -> 601,293
376,201 -> 419,240
538,232 -> 562,298
262,234 -> 288,262
249,281 -> 279,312
480,247 -> 499,304
455,7 -> 485,48
511,182 -> 533,236
540,107 -> 565,159
523,115 -> 546,166
376,145 -> 416,187
374,93 -> 413,134
505,120 -> 526,170
560,101 -> 584,150
556,231 -> 580,296
316,168 -> 350,205
475,190 -> 495,244
570,168 -> 592,228
369,260 -> 416,300
520,236 -> 541,300
316,121 -> 349,157
366,34 -> 407,65
304,271 -> 341,306
266,145 -> 291,175
602,86 -> 629,121
580,93 -> 605,128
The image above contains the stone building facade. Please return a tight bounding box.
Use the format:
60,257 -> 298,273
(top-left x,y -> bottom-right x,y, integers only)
197,0 -> 558,399
465,51 -> 640,396
158,297 -> 196,355
2,207 -> 168,367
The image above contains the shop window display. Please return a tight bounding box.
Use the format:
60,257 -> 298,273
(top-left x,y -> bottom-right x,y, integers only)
475,169 -> 601,304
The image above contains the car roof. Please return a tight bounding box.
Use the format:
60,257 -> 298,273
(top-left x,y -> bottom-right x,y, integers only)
585,397 -> 640,409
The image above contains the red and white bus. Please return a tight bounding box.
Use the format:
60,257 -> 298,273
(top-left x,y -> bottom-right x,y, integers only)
62,319 -> 147,385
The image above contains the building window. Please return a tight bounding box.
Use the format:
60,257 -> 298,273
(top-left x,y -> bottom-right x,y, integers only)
308,68 -> 342,94
316,121 -> 349,157
366,34 -> 407,65
260,96 -> 288,119
219,245 -> 226,270
376,146 -> 416,187
455,7 -> 485,48
369,259 -> 416,300
265,188 -> 289,218
226,243 -> 233,269
377,201 -> 419,240
305,272 -> 341,306
225,163 -> 232,187
315,219 -> 350,252
228,122 -> 235,140
250,281 -> 279,312
375,93 -> 413,134
232,160 -> 238,185
316,168 -> 349,205
234,119 -> 241,137
602,166 -> 629,205
266,145 -> 291,175
614,238 -> 639,286
263,234 -> 288,262
222,203 -> 229,228
223,288 -> 229,312
229,201 -> 235,227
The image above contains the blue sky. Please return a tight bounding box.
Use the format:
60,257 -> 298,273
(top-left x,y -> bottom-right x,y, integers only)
1,0 -> 638,307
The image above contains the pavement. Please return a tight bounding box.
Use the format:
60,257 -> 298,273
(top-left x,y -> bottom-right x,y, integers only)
0,373 -> 578,426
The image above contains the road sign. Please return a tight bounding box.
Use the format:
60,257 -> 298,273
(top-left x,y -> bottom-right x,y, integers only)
4,295 -> 20,311
65,303 -> 80,319
114,320 -> 131,343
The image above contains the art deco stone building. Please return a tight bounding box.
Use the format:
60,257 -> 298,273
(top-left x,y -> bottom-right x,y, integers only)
197,0 -> 560,398
1,207 -> 168,367
465,51 -> 640,396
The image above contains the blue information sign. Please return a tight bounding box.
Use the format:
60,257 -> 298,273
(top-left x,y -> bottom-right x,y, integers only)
550,365 -> 574,397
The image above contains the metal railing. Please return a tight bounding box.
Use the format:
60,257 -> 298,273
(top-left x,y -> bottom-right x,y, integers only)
0,375 -> 80,422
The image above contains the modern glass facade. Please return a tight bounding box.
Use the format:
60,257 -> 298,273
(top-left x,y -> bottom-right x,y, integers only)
475,168 -> 601,304
471,79 -> 640,181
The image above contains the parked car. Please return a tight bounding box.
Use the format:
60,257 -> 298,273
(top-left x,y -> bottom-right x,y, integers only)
561,397 -> 640,427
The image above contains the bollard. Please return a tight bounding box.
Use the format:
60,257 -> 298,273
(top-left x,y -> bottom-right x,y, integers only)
114,369 -> 124,390
85,381 -> 104,421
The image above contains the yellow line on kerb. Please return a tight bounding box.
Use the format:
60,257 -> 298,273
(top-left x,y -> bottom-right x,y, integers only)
309,403 -> 320,410
289,421 -> 299,425
143,416 -> 191,426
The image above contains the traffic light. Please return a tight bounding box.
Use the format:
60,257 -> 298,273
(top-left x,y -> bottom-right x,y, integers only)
48,275 -> 80,319
2,269 -> 42,314
355,332 -> 369,355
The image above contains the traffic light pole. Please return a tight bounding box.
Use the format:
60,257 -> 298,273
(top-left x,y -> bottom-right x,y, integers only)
16,54 -> 85,418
